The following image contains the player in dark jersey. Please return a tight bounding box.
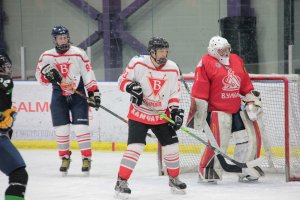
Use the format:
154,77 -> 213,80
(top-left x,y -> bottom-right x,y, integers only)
0,52 -> 28,200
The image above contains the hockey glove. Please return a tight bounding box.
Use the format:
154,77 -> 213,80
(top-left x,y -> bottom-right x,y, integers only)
242,90 -> 262,121
0,74 -> 13,91
87,90 -> 101,110
126,82 -> 143,106
0,108 -> 17,131
169,107 -> 184,131
41,64 -> 62,85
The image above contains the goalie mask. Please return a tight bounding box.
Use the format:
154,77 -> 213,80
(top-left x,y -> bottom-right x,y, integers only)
0,54 -> 12,77
148,37 -> 169,65
207,36 -> 231,65
51,25 -> 71,53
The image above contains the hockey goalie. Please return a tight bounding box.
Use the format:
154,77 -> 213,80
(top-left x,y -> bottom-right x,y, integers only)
186,36 -> 265,183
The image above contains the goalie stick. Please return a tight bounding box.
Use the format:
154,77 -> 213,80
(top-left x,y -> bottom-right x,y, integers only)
142,101 -> 264,175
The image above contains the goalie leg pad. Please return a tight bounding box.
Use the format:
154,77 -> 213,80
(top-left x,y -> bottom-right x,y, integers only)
162,143 -> 180,177
118,143 -> 145,180
232,129 -> 249,163
199,111 -> 232,181
73,124 -> 92,158
54,124 -> 71,157
233,111 -> 264,180
239,111 -> 262,161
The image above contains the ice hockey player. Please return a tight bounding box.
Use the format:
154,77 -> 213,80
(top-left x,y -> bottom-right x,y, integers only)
0,52 -> 29,200
187,35 -> 264,183
114,37 -> 187,199
35,25 -> 100,175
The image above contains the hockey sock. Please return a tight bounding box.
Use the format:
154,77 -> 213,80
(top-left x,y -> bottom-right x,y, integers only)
5,167 -> 28,200
55,124 -> 70,157
74,125 -> 92,157
162,143 -> 180,177
118,143 -> 144,180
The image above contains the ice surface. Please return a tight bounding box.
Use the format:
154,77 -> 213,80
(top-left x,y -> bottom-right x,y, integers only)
1,150 -> 300,200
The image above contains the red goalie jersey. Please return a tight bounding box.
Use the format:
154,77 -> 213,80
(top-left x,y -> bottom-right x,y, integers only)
191,53 -> 254,114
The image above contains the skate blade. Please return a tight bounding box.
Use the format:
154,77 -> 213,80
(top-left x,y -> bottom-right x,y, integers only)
82,171 -> 90,176
114,191 -> 130,200
170,187 -> 186,195
198,178 -> 218,184
238,178 -> 259,183
61,171 -> 68,177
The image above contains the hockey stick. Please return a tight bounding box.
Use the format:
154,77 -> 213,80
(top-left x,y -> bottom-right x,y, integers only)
142,101 -> 264,174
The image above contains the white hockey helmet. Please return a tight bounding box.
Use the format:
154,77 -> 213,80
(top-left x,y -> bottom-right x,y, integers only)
207,36 -> 231,65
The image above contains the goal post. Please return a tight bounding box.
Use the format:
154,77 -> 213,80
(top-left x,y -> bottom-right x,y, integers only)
157,73 -> 300,182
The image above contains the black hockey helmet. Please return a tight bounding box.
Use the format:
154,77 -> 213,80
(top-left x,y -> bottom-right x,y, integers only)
51,25 -> 71,52
51,25 -> 69,38
0,54 -> 12,77
147,37 -> 169,53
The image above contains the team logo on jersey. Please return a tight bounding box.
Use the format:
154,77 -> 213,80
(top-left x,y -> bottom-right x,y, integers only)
222,68 -> 241,91
147,73 -> 167,97
54,58 -> 72,77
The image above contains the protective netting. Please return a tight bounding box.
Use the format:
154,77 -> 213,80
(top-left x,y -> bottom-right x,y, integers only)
165,74 -> 300,181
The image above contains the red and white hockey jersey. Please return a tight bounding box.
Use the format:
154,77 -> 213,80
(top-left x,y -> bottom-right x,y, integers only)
35,46 -> 98,93
118,55 -> 181,125
191,53 -> 254,114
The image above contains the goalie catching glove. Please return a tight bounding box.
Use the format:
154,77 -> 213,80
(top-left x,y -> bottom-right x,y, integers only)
41,64 -> 62,85
0,108 -> 17,131
87,90 -> 101,110
242,90 -> 262,121
169,106 -> 184,131
126,82 -> 143,106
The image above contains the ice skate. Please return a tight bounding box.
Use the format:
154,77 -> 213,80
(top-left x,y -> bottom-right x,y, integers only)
168,176 -> 187,194
238,174 -> 259,183
198,175 -> 218,184
114,177 -> 131,199
60,153 -> 71,176
81,157 -> 92,176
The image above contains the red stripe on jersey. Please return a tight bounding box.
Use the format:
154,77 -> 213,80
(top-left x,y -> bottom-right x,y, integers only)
38,53 -> 89,63
119,80 -> 131,92
168,98 -> 180,104
128,62 -> 179,75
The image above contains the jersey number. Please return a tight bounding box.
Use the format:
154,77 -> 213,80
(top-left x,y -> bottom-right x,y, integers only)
0,78 -> 11,88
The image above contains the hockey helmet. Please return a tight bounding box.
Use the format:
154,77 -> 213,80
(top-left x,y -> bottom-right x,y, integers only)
51,25 -> 70,52
207,36 -> 231,65
147,37 -> 169,53
0,54 -> 12,77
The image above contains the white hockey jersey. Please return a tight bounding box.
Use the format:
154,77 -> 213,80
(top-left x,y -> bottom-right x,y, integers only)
35,46 -> 98,94
118,55 -> 181,125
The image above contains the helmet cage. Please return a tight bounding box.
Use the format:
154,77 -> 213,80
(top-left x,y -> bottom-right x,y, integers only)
207,36 -> 231,65
51,26 -> 71,52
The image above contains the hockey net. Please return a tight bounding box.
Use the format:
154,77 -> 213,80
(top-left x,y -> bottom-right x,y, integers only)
158,74 -> 300,182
